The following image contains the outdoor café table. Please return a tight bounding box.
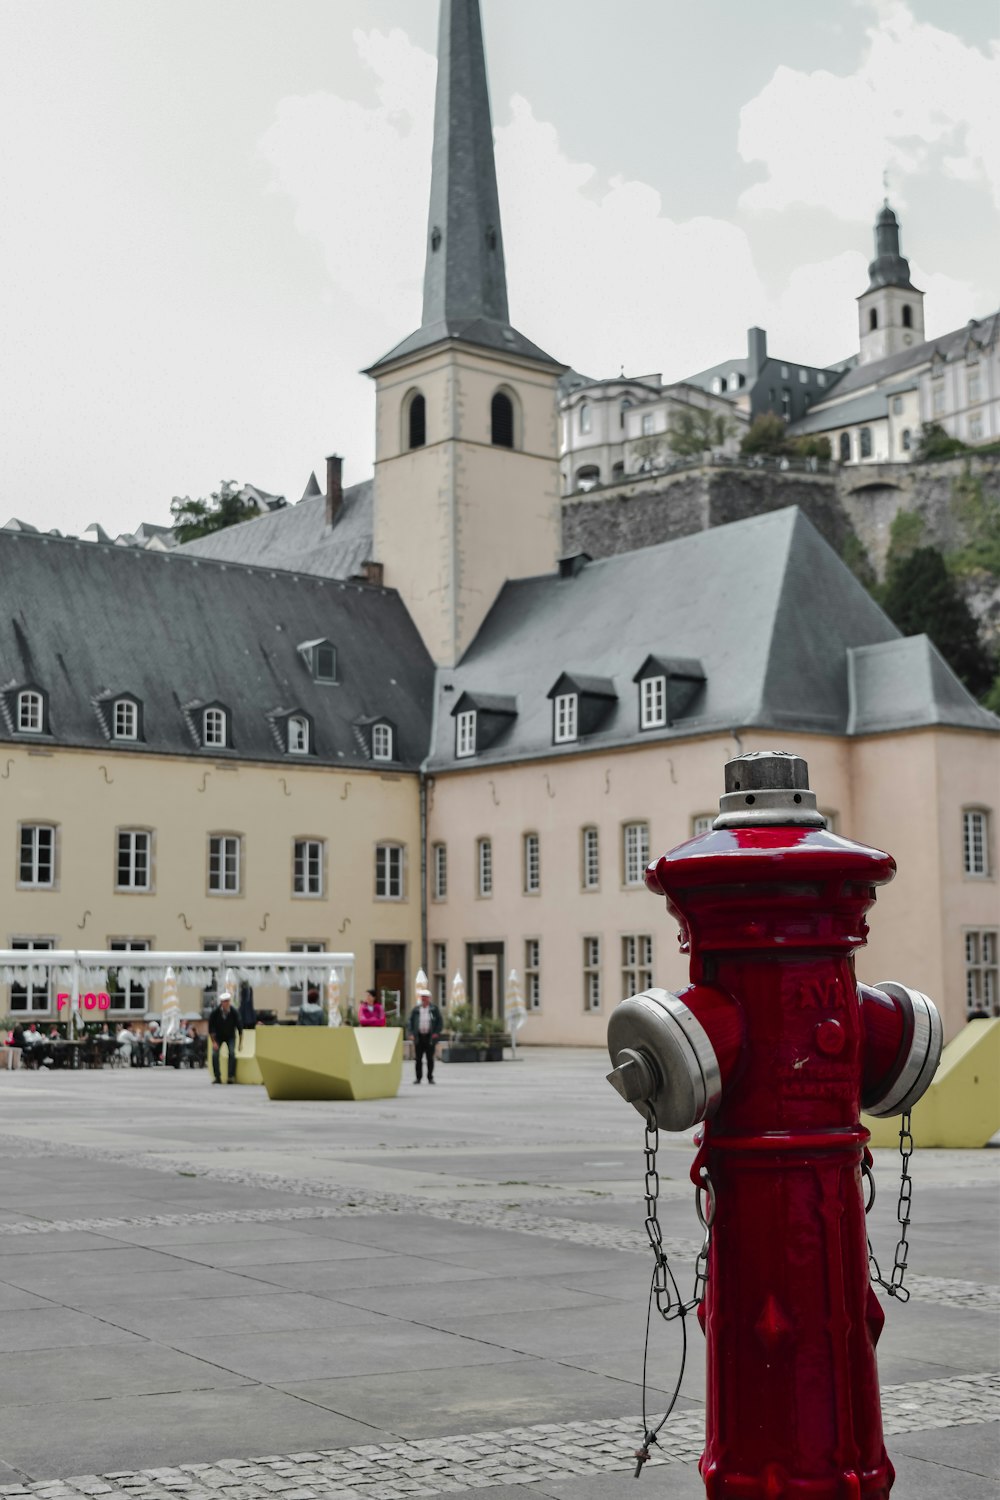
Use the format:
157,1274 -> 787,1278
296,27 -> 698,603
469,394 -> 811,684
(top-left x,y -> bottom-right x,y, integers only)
50,1040 -> 83,1069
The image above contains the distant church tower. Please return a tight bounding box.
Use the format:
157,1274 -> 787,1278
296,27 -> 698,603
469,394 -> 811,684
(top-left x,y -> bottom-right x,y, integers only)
857,201 -> 925,364
365,0 -> 565,668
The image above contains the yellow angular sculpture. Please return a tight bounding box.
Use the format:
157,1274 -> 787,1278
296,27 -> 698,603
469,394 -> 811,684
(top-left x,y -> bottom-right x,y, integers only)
863,1016 -> 999,1149
254,1026 -> 403,1101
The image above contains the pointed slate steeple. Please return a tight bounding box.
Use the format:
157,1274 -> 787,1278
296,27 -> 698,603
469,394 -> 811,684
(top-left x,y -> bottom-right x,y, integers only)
422,0 -> 508,327
366,0 -> 558,373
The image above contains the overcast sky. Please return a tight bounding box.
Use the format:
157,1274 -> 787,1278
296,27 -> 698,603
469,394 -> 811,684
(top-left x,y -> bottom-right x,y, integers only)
1,0 -> 998,539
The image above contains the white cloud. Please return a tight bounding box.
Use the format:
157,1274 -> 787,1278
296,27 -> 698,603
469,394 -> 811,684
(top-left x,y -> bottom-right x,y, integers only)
738,0 -> 1000,220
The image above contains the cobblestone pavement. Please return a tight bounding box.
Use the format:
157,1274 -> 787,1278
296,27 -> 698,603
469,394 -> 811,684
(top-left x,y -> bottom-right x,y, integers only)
0,1374 -> 995,1500
0,1056 -> 996,1488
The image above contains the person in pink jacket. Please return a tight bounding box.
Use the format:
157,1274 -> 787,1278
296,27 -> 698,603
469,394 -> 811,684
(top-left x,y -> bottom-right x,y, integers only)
358,989 -> 386,1027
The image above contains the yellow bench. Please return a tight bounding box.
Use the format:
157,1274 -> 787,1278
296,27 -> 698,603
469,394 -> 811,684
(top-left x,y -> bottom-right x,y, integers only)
209,1030 -> 263,1086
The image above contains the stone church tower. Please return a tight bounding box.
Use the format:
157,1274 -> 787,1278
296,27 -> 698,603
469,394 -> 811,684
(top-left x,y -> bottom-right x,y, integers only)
857,201 -> 925,365
365,0 -> 565,668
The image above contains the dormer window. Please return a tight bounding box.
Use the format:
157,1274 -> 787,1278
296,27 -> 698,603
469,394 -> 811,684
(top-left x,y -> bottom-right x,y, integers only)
554,693 -> 578,744
298,639 -> 337,683
203,707 -> 228,748
288,715 -> 310,755
633,656 -> 705,728
372,723 -> 394,762
17,690 -> 43,733
456,710 -> 477,758
113,698 -> 139,740
547,673 -> 616,745
639,676 -> 666,730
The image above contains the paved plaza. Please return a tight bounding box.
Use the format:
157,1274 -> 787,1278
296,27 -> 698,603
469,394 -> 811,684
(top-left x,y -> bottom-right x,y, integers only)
0,1050 -> 996,1495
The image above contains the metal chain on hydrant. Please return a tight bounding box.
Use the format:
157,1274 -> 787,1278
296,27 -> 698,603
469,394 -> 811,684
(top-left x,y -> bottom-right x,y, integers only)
633,1106 -> 715,1478
863,1109 -> 914,1304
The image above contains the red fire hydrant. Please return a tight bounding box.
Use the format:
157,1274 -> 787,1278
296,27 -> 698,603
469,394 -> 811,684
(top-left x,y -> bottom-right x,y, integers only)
607,751 -> 941,1499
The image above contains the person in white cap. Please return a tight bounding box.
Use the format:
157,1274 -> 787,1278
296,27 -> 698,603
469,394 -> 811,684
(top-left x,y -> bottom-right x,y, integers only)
208,990 -> 243,1084
407,976 -> 442,1085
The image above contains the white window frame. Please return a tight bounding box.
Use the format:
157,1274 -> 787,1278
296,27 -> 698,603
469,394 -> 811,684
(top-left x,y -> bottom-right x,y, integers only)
293,838 -> 324,897
372,723 -> 393,762
554,692 -> 578,744
108,939 -> 149,1013
203,707 -> 227,747
969,411 -> 984,441
116,829 -> 152,892
641,412 -> 655,436
968,370 -> 981,403
287,715 -> 310,755
19,824 -> 55,888
932,382 -> 945,416
623,821 -> 650,887
639,675 -> 667,730
375,842 -> 404,900
208,834 -> 242,896
201,940 -> 242,1013
523,832 -> 540,894
582,826 -> 600,891
9,938 -> 53,1013
962,808 -> 991,877
525,938 -> 541,1011
964,929 -> 998,1017
583,936 -> 601,1012
477,837 -> 493,898
113,698 -> 138,740
691,814 -> 714,837
579,403 -> 592,434
432,842 -> 447,901
622,933 -> 653,998
456,710 -> 477,758
17,690 -> 43,733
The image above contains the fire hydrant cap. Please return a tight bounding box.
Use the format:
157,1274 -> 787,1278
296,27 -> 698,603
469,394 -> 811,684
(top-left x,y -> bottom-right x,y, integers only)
607,988 -> 722,1129
715,750 -> 825,829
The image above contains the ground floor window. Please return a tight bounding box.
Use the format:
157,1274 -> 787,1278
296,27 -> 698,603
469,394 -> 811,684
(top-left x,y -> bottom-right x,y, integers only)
9,938 -> 53,1012
108,939 -> 149,1012
289,941 -> 325,1014
202,940 -> 242,1014
583,936 -> 601,1011
965,929 -> 998,1017
432,942 -> 447,1008
622,934 -> 653,998
525,938 -> 541,1010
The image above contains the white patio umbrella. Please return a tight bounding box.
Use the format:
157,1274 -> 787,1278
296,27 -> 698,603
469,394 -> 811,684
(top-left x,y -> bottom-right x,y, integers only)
160,966 -> 181,1054
326,967 -> 342,1026
451,970 -> 466,1011
505,968 -> 526,1059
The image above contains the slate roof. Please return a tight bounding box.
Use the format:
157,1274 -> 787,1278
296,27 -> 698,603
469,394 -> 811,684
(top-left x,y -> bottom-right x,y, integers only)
807,312 -> 1000,409
424,507 -> 998,769
848,638 -> 1000,734
0,530 -> 434,769
366,317 -> 563,374
178,482 -> 373,580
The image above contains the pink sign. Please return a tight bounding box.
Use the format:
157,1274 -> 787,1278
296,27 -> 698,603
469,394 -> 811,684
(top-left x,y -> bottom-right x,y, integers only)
56,992 -> 111,1011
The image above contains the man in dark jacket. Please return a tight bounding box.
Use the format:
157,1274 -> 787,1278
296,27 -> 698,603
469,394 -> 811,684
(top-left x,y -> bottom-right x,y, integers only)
407,985 -> 443,1085
208,991 -> 243,1084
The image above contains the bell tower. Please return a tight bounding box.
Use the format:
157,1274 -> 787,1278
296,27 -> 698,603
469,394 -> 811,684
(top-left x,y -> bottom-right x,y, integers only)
857,201 -> 925,364
365,0 -> 565,669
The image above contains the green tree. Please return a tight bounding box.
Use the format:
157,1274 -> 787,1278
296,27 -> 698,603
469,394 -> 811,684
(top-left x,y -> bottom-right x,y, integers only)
666,406 -> 734,457
740,412 -> 789,456
880,545 -> 994,698
790,433 -> 832,461
170,480 -> 256,544
886,508 -> 925,562
912,423 -> 968,463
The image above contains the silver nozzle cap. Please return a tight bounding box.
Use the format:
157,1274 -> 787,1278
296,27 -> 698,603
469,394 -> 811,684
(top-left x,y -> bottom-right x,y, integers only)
714,750 -> 826,829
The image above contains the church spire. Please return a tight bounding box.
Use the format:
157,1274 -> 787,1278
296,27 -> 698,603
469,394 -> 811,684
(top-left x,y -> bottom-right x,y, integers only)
422,0 -> 509,327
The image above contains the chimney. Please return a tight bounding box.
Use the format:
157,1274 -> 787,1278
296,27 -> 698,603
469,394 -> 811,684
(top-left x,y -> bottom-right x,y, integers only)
326,454 -> 344,527
747,327 -> 767,382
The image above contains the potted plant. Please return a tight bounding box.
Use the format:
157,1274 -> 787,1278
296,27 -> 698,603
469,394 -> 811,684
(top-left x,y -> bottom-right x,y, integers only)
444,1003 -> 481,1062
477,1014 -> 509,1061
